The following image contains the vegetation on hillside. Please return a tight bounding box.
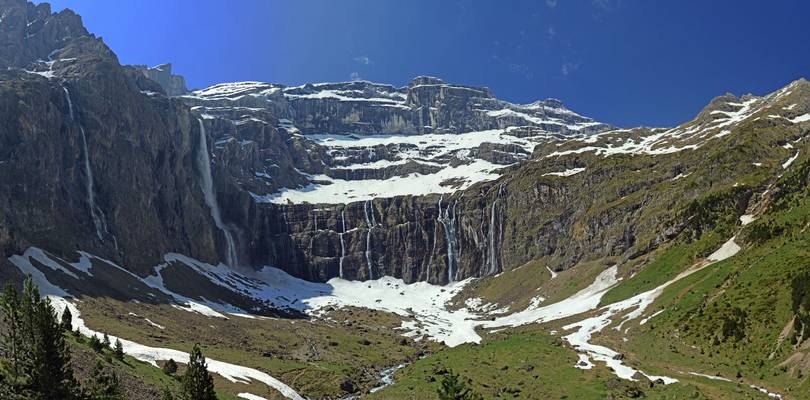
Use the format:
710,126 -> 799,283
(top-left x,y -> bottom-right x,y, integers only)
0,278 -> 219,400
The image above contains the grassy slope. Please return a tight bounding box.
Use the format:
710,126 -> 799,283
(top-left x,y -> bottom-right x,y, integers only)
589,158 -> 810,398
375,154 -> 809,399
76,300 -> 433,399
371,326 -> 733,400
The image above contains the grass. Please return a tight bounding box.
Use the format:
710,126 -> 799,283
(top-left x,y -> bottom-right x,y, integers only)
75,299 -> 431,399
370,325 -> 743,399
600,229 -> 727,306
594,168 -> 810,399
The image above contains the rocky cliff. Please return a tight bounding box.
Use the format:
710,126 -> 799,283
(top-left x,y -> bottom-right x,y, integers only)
0,0 -> 224,278
132,63 -> 188,96
1,0 -> 808,291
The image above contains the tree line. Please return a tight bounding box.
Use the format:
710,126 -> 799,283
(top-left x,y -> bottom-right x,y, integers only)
0,276 -> 219,399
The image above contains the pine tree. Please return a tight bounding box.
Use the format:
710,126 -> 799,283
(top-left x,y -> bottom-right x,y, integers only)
26,278 -> 82,399
0,282 -> 25,388
113,339 -> 124,361
85,360 -> 125,400
0,276 -> 81,399
61,305 -> 73,332
437,370 -> 482,400
102,333 -> 111,348
162,358 -> 178,375
180,344 -> 217,400
90,334 -> 104,353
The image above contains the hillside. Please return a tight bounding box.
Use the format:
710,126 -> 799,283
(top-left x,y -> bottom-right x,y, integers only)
0,0 -> 808,399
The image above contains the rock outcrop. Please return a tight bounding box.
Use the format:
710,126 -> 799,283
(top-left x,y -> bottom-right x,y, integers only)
1,0 -> 808,290
132,63 -> 188,96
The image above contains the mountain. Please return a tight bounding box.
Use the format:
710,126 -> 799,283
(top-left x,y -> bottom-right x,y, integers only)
1,1 -> 809,399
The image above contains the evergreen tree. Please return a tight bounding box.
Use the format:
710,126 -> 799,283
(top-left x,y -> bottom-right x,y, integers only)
85,361 -> 125,400
102,333 -> 111,348
113,339 -> 124,361
437,370 -> 482,400
0,276 -> 81,399
61,306 -> 73,332
162,359 -> 178,375
0,282 -> 25,388
90,335 -> 104,353
25,277 -> 81,399
180,344 -> 216,400
161,386 -> 175,400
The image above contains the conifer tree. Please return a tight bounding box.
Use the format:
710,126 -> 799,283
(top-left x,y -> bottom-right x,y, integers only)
61,305 -> 73,332
181,344 -> 217,400
90,334 -> 104,353
85,360 -> 125,400
26,277 -> 81,399
113,339 -> 124,361
0,282 -> 25,387
0,276 -> 81,399
437,370 -> 482,400
102,333 -> 111,348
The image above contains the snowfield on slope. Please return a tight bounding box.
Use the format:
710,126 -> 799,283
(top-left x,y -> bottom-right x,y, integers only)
255,128 -> 563,204
7,249 -> 305,400
7,234 -> 751,391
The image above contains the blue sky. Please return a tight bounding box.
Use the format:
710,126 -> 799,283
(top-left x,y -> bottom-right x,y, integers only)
42,0 -> 810,127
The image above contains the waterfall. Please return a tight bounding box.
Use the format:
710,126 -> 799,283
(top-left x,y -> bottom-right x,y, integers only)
63,86 -> 107,241
79,127 -> 107,241
425,220 -> 439,283
363,200 -> 375,280
437,194 -> 460,282
487,199 -> 499,275
63,86 -> 74,119
313,211 -> 318,231
339,208 -> 347,279
196,119 -> 239,267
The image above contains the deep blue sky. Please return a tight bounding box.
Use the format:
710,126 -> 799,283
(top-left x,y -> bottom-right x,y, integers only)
41,0 -> 810,127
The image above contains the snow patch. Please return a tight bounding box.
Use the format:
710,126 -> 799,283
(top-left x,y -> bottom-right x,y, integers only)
782,151 -> 799,169
543,167 -> 585,177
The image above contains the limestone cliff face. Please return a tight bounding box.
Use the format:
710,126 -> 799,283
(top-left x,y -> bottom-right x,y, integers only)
132,63 -> 188,96
0,0 -> 223,276
2,0 -> 808,288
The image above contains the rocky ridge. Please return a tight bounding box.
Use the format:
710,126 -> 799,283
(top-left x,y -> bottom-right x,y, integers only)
1,0 -> 808,291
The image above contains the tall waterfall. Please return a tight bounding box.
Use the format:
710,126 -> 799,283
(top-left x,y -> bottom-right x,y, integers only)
425,220 -> 439,283
487,199 -> 500,275
63,86 -> 74,119
196,119 -> 239,267
437,194 -> 460,282
363,200 -> 375,280
63,86 -> 107,241
339,208 -> 347,279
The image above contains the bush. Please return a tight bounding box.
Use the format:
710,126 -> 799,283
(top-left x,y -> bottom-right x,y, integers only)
162,358 -> 178,375
437,370 -> 482,400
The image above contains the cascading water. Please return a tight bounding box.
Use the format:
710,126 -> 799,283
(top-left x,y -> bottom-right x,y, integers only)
63,86 -> 74,119
63,86 -> 107,241
79,127 -> 107,240
437,194 -> 460,282
425,220 -> 439,283
196,119 -> 239,267
487,198 -> 499,275
339,208 -> 347,279
363,200 -> 375,280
